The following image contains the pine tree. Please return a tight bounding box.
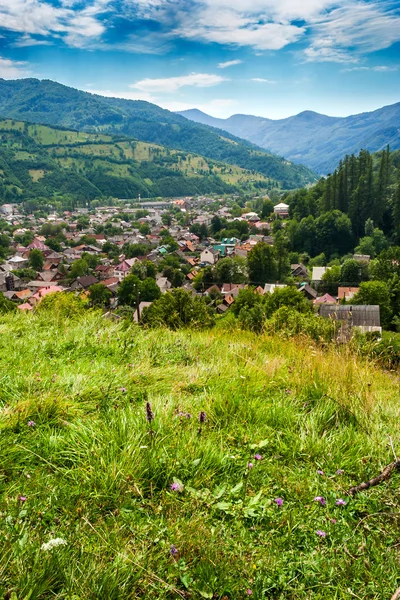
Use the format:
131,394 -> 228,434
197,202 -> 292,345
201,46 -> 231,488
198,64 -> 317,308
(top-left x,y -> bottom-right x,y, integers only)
393,167 -> 400,242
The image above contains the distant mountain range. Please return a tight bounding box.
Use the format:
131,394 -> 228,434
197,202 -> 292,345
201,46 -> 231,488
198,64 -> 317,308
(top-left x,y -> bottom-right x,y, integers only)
178,104 -> 400,174
0,79 -> 317,190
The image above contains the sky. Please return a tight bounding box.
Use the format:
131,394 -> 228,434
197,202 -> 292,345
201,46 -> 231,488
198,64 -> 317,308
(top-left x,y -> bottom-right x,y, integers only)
0,0 -> 399,119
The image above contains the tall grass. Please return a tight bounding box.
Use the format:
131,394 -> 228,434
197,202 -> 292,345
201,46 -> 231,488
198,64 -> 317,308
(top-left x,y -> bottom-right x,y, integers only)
1,310 -> 400,598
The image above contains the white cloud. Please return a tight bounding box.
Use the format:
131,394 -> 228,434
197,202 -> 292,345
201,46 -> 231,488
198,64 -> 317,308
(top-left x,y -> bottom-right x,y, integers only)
252,77 -> 276,83
0,0 -> 108,47
130,72 -> 228,93
341,64 -> 398,73
0,56 -> 29,78
218,59 -> 243,68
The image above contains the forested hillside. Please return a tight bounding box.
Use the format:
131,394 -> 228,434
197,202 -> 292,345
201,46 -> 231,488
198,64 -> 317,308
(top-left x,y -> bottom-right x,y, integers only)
0,118 -> 274,202
178,103 -> 400,174
0,79 -> 317,189
285,147 -> 400,256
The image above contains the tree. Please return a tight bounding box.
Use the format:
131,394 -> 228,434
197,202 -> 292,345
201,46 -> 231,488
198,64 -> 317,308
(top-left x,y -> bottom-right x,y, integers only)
353,280 -> 392,328
340,259 -> 363,284
141,289 -> 214,329
117,274 -> 141,308
231,287 -> 264,316
69,258 -> 89,280
264,286 -> 312,317
140,278 -> 161,302
247,242 -> 277,285
88,283 -> 112,307
29,249 -> 44,271
214,257 -> 245,284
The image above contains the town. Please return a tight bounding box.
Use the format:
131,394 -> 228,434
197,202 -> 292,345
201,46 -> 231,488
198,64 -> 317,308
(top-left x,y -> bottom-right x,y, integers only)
0,195 -> 382,334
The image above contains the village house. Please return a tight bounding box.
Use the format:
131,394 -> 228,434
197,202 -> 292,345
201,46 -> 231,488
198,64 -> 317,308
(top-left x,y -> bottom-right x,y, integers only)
200,247 -> 220,265
156,277 -> 172,294
319,305 -> 381,335
338,287 -> 359,301
273,202 -> 289,218
70,275 -> 99,291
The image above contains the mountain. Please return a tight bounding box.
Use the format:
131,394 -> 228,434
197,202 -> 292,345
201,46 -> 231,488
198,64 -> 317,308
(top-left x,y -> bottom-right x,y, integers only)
0,118 -> 275,202
178,103 -> 400,174
0,78 -> 317,190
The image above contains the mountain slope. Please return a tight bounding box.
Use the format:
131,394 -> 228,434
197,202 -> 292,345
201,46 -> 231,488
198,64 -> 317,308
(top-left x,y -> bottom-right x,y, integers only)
178,103 -> 400,174
0,78 -> 317,189
0,118 -> 275,202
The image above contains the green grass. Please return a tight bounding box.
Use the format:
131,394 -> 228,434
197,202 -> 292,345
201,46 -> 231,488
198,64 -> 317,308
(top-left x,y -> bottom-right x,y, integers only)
1,309 -> 400,598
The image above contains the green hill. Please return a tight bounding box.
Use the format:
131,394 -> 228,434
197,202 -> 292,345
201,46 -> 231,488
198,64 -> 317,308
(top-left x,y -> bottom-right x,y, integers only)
1,305 -> 400,597
0,118 -> 275,202
0,78 -> 318,190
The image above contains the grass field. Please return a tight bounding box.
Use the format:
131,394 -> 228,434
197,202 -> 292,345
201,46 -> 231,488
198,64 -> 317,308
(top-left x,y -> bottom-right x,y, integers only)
1,308 -> 400,598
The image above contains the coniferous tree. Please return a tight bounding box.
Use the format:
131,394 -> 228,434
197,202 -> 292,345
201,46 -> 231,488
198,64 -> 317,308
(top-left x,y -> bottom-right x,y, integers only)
393,167 -> 400,242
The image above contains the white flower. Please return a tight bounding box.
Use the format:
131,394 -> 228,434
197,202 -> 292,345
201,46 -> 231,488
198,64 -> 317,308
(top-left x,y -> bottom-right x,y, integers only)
41,537 -> 67,551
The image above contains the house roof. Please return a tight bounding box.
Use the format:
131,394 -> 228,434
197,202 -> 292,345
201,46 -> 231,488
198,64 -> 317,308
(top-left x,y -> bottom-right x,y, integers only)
314,293 -> 336,304
319,305 -> 380,327
75,275 -> 98,288
18,302 -> 33,311
311,267 -> 327,281
338,287 -> 359,299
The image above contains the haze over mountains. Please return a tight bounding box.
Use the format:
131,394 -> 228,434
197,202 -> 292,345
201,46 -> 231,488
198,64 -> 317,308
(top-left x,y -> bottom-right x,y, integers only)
178,104 -> 400,175
0,79 -> 316,190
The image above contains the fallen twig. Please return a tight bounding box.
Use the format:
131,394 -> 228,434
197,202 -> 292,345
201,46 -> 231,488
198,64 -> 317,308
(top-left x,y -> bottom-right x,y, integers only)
391,586 -> 400,600
347,460 -> 400,496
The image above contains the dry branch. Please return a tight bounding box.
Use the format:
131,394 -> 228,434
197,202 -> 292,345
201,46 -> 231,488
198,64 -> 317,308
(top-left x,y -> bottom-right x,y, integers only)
347,460 -> 400,496
391,586 -> 400,600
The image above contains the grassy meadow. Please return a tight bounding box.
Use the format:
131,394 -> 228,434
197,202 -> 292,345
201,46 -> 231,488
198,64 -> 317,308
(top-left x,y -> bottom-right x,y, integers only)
1,309 -> 400,598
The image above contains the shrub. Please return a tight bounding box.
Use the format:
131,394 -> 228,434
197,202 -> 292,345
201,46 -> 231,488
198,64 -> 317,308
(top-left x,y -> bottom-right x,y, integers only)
141,289 -> 214,330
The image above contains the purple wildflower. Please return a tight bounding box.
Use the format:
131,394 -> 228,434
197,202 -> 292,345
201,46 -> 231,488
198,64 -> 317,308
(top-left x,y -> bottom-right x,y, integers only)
313,496 -> 326,506
317,470 -> 324,475
336,469 -> 344,475
246,590 -> 253,596
198,411 -> 207,424
170,544 -> 178,556
170,482 -> 184,493
316,530 -> 326,537
330,518 -> 337,524
145,402 -> 154,423
27,421 -> 36,427
248,462 -> 254,469
335,499 -> 347,506
274,497 -> 284,507
120,387 -> 127,393
254,454 -> 263,461
186,413 -> 192,419
18,496 -> 26,503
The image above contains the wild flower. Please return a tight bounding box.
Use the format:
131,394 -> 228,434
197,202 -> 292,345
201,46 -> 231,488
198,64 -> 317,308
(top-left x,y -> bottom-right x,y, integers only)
246,590 -> 253,595
170,482 -> 184,492
27,421 -> 36,427
170,544 -> 178,556
18,496 -> 26,503
120,387 -> 127,393
198,411 -> 207,423
247,462 -> 254,469
336,469 -> 344,475
316,530 -> 326,537
274,498 -> 283,507
41,538 -> 67,551
145,402 -> 154,423
254,454 -> 263,460
335,499 -> 347,506
313,496 -> 326,506
317,470 -> 324,475
330,518 -> 337,524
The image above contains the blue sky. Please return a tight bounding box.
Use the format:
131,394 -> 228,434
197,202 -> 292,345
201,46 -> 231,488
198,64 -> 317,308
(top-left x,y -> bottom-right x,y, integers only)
0,0 -> 399,118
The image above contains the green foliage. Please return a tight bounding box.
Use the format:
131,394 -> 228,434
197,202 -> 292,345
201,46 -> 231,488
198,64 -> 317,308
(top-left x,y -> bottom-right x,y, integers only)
214,257 -> 246,284
353,281 -> 392,328
69,258 -> 89,280
141,289 -> 214,329
247,242 -> 277,285
35,291 -> 86,317
88,283 -> 112,307
264,286 -> 312,317
266,306 -> 338,342
0,293 -> 17,314
117,274 -> 141,308
139,278 -> 161,302
28,248 -> 44,271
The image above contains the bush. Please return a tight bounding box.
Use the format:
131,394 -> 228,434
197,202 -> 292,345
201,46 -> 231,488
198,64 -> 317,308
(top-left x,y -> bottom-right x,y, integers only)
35,292 -> 86,318
141,289 -> 214,330
265,306 -> 338,343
